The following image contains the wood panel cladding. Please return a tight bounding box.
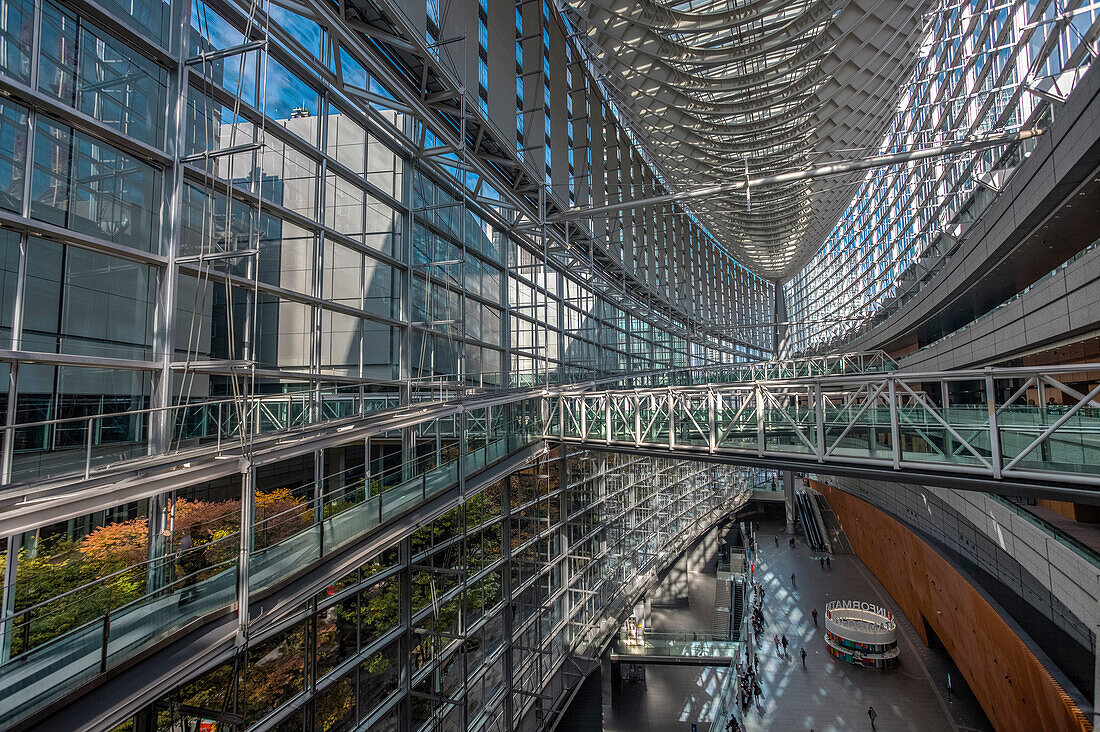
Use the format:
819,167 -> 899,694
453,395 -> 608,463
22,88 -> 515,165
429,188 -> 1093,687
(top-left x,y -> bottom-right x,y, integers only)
810,480 -> 1091,732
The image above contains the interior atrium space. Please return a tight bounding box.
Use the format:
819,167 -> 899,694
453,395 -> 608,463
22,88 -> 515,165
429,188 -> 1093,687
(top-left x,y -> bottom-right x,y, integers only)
0,0 -> 1098,730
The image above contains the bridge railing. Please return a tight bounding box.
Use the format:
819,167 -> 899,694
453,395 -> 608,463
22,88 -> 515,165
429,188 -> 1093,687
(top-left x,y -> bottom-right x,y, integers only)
547,363 -> 1100,488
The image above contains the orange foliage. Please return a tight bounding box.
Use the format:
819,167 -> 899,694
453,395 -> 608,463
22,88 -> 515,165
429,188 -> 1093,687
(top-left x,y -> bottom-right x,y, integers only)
79,518 -> 149,569
171,497 -> 241,540
71,491 -> 310,572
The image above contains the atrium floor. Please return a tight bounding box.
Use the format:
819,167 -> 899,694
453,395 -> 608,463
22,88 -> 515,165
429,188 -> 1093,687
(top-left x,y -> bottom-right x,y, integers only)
602,514 -> 993,732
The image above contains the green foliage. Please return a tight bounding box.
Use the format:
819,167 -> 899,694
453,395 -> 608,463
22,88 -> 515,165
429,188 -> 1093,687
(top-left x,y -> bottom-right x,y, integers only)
9,490 -> 308,658
364,650 -> 392,675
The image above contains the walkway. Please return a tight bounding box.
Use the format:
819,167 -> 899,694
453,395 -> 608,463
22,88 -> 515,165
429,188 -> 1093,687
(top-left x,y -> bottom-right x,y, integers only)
603,517 -> 993,731
741,519 -> 991,732
548,361 -> 1100,500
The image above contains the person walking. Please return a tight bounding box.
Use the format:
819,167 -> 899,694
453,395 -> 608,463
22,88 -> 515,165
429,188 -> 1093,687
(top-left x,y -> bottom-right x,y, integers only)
800,647 -> 807,668
791,572 -> 796,588
820,557 -> 825,569
826,556 -> 831,569
789,537 -> 795,548
773,634 -> 781,655
781,634 -> 789,655
811,608 -> 818,626
868,705 -> 878,730
774,535 -> 779,547
947,672 -> 953,699
176,522 -> 210,606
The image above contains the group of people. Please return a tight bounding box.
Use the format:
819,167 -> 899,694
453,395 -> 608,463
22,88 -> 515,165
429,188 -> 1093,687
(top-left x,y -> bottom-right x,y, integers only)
737,652 -> 765,712
726,526 -> 893,731
750,579 -> 766,636
733,531 -> 815,728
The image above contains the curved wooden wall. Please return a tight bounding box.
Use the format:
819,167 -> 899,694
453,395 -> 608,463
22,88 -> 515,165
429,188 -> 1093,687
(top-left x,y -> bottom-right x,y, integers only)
810,480 -> 1091,732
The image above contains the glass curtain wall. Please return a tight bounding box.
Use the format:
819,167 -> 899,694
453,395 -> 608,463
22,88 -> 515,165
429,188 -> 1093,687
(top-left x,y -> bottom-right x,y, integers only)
103,451 -> 748,732
0,0 -> 769,729
787,0 -> 1100,354
0,0 -> 771,485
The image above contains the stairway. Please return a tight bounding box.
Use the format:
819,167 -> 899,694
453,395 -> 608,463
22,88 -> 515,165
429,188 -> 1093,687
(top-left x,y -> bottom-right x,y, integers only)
712,575 -> 731,639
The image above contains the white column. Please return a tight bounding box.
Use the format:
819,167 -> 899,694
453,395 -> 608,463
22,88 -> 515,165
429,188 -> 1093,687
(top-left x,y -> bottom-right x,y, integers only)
784,471 -> 796,535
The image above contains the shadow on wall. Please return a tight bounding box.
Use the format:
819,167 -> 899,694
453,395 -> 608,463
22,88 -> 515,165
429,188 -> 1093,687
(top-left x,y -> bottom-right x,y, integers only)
810,480 -> 1090,732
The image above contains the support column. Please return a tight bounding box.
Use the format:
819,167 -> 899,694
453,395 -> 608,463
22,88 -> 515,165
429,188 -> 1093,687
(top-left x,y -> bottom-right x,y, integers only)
399,536 -> 412,732
772,281 -> 790,361
236,464 -> 255,643
0,532 -> 20,664
783,471 -> 795,535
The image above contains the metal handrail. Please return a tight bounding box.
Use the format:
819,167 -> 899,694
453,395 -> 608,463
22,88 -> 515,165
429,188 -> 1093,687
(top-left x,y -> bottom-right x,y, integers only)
989,496 -> 1100,568
0,387 -> 370,434
0,426 -> 527,631
0,531 -> 242,626
550,362 -> 1100,493
0,353 -> 894,446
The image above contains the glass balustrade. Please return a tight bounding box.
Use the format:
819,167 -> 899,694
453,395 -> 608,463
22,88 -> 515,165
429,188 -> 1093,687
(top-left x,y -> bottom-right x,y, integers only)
0,409 -> 541,730
5,386 -> 401,487
553,370 -> 1100,482
613,630 -> 742,661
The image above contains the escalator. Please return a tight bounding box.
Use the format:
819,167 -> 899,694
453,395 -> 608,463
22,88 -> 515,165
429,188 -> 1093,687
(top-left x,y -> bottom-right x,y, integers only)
796,490 -> 827,553
730,577 -> 746,641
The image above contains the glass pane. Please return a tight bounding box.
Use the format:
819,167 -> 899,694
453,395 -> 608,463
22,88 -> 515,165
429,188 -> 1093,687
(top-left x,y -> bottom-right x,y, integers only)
0,100 -> 26,213
0,0 -> 32,83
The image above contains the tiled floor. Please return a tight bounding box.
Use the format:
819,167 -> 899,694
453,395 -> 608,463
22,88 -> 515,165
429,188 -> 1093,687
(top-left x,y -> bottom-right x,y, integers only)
604,517 -> 993,732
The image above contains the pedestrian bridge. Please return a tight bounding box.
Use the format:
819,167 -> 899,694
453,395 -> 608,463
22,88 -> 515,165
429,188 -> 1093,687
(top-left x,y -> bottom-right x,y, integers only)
610,631 -> 744,666
545,362 -> 1100,500
0,352 -> 1094,730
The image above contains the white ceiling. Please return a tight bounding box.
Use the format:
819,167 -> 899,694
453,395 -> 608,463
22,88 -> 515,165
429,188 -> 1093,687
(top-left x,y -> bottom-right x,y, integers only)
561,0 -> 933,281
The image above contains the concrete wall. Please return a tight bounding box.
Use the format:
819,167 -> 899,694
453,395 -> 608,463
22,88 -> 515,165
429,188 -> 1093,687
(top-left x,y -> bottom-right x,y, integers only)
813,480 -> 1091,732
898,244 -> 1100,371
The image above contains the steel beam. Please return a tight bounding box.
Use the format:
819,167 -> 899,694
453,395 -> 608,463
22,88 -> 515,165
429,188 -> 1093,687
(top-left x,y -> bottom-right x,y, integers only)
550,129 -> 1047,222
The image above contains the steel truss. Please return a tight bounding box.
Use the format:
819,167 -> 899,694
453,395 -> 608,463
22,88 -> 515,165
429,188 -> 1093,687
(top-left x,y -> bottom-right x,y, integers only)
547,362 -> 1100,497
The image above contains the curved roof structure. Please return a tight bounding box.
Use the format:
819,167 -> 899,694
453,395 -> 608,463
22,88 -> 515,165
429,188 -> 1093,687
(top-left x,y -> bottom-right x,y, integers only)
561,0 -> 933,281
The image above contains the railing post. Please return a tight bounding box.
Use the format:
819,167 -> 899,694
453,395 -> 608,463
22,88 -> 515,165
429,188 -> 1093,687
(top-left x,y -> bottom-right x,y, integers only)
99,613 -> 110,673
888,377 -> 901,469
634,391 -> 641,447
707,389 -> 716,453
605,395 -> 612,445
558,395 -> 565,439
814,382 -> 825,463
755,386 -> 764,456
985,371 -> 1002,479
84,416 -> 95,479
667,389 -> 675,450
940,381 -> 952,456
